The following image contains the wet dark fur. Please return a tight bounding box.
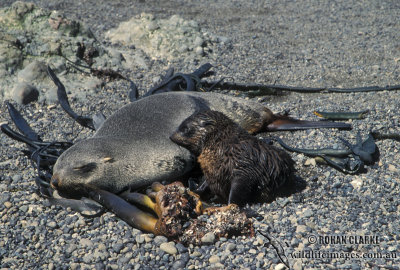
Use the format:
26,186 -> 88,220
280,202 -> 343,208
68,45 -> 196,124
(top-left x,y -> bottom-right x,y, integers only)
170,110 -> 295,206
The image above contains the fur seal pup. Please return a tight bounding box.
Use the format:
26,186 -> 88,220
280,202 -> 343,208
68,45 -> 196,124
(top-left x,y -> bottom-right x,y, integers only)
51,91 -> 347,198
170,110 -> 295,206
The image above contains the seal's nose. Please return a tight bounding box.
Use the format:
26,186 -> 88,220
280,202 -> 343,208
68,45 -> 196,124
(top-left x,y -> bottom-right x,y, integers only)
50,175 -> 59,189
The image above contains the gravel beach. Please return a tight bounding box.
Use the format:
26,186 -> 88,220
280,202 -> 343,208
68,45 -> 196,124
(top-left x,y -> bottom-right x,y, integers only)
1,0 -> 399,269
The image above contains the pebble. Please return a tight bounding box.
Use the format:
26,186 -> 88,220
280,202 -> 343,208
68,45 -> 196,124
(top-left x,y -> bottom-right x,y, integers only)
275,263 -> 287,270
194,36 -> 204,47
160,242 -> 178,255
191,251 -> 202,257
209,255 -> 220,264
195,46 -> 204,56
248,248 -> 257,254
304,158 -> 316,166
296,225 -> 309,234
302,209 -> 313,218
225,243 -> 236,251
154,235 -> 168,245
135,235 -> 145,244
175,243 -> 188,253
350,177 -> 363,189
11,83 -> 39,105
12,174 -> 22,182
388,164 -> 397,172
4,202 -> 12,208
293,261 -> 303,270
80,238 -> 94,248
201,232 -> 215,244
112,243 -> 124,253
17,60 -> 47,82
47,221 -> 57,228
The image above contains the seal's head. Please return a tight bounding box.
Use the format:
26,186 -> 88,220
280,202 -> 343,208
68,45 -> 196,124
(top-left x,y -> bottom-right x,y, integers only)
51,137 -> 124,198
170,110 -> 236,156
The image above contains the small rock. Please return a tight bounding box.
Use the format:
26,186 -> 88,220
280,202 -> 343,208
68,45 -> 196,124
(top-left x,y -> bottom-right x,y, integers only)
191,251 -> 202,257
201,232 -> 215,244
97,243 -> 107,251
47,221 -> 57,229
175,243 -> 188,253
350,177 -> 363,190
147,21 -> 159,31
93,250 -> 107,261
278,198 -> 290,207
296,225 -> 308,233
4,202 -> 12,208
112,243 -> 124,253
219,36 -> 230,43
194,36 -> 204,47
82,254 -> 94,264
0,184 -> 7,192
12,82 -> 39,104
209,255 -> 220,264
143,234 -> 154,242
172,259 -> 187,269
304,158 -> 316,166
275,263 -> 287,270
302,209 -> 313,218
225,243 -> 236,251
79,238 -> 94,248
178,44 -> 189,53
135,234 -> 145,244
154,235 -> 168,245
333,181 -> 341,188
12,174 -> 22,182
388,164 -> 398,172
17,60 -> 47,82
160,242 -> 177,255
293,261 -> 303,270
195,46 -> 204,56
213,263 -> 225,268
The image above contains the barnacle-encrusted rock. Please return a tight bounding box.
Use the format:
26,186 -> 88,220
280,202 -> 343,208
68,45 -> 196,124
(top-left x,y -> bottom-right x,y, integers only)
106,13 -> 227,61
0,2 -> 119,103
153,182 -> 254,245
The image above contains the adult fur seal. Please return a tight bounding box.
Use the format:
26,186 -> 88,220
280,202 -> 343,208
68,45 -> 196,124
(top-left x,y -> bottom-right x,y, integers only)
170,110 -> 295,206
51,91 -> 348,198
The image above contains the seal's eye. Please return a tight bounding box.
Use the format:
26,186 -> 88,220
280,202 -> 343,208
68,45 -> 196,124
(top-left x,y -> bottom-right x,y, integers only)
73,162 -> 97,173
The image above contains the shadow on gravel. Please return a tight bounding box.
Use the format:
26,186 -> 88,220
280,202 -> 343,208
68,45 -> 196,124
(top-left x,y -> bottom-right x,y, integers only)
276,176 -> 307,200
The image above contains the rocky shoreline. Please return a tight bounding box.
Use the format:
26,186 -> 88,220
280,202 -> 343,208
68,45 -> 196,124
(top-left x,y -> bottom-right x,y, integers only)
1,1 -> 399,269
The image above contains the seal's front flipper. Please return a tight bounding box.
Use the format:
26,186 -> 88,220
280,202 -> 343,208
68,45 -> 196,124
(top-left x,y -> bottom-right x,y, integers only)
266,116 -> 352,131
